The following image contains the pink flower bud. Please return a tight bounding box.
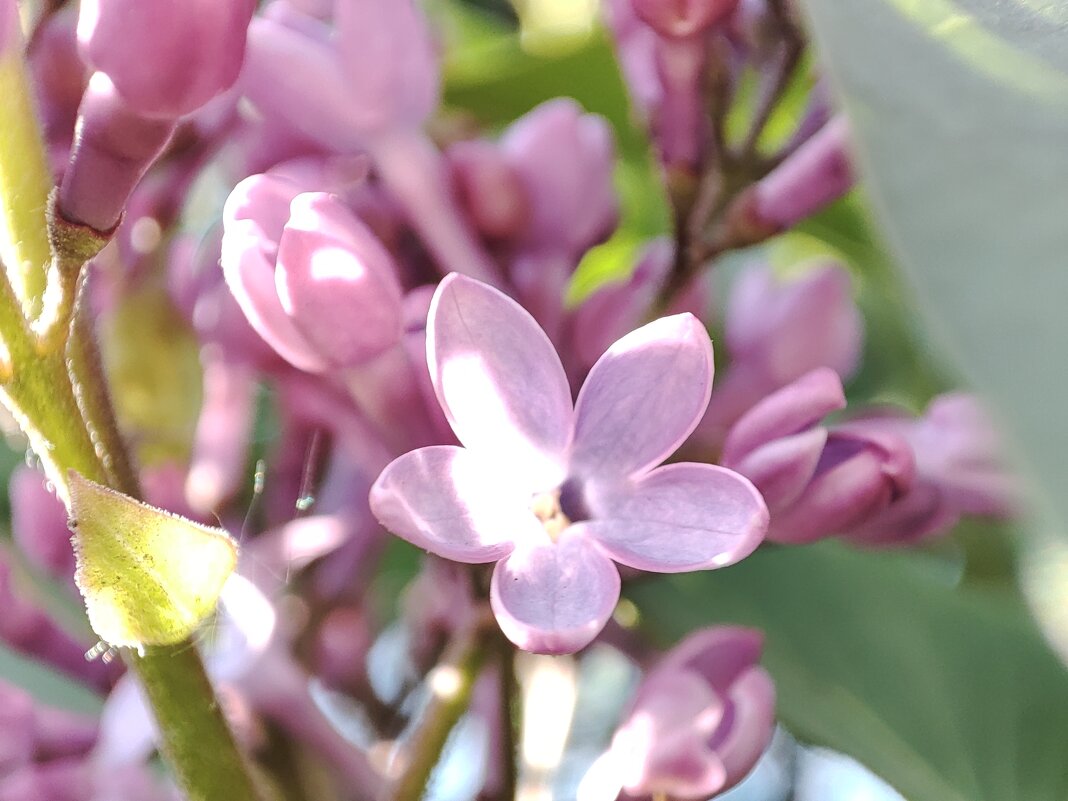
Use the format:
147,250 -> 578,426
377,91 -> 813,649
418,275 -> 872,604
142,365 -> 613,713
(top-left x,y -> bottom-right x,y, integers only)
27,8 -> 87,150
584,627 -> 775,799
692,261 -> 863,452
602,0 -> 663,118
567,238 -> 708,378
222,174 -> 404,372
57,73 -> 176,230
448,139 -> 529,241
632,0 -> 740,38
845,394 -> 1020,546
502,99 -> 618,255
727,115 -> 855,239
78,0 -> 256,118
333,0 -> 439,133
724,370 -> 917,544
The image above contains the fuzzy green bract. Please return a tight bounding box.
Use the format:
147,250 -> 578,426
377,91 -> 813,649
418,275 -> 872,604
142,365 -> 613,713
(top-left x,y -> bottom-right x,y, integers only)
68,472 -> 238,652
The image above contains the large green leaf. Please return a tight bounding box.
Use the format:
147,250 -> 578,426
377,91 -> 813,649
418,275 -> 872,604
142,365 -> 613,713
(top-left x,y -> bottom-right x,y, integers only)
629,544 -> 1068,801
793,0 -> 1068,535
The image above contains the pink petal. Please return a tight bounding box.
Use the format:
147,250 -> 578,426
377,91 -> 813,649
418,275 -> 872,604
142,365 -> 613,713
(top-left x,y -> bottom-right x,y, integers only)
333,0 -> 439,131
767,445 -> 902,544
617,671 -> 729,798
571,314 -> 713,482
242,15 -> 365,152
221,176 -> 328,372
657,627 -> 765,695
276,192 -> 404,367
716,667 -> 777,786
730,428 -> 829,512
428,274 -> 572,490
220,220 -> 327,372
490,535 -> 620,654
582,463 -> 767,572
370,446 -> 536,563
720,367 -> 845,465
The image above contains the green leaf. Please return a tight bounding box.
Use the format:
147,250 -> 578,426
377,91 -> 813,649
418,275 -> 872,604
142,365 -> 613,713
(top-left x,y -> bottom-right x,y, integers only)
793,0 -> 1068,534
68,472 -> 237,653
628,543 -> 1068,801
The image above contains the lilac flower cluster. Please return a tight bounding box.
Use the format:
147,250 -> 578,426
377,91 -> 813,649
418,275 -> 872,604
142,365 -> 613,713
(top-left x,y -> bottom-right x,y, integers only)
0,0 -> 1019,799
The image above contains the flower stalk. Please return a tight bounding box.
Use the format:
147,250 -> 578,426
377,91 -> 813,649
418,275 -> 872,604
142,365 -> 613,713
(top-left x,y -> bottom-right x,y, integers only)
388,611 -> 492,801
0,16 -> 261,799
0,4 -> 51,315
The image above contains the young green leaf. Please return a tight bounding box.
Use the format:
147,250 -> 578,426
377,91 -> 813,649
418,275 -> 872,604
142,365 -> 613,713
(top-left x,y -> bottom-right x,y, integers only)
68,471 -> 238,653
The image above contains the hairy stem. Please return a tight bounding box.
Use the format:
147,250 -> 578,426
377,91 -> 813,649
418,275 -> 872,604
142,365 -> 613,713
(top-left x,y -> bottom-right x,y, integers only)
0,101 -> 262,801
135,644 -> 263,801
0,22 -> 51,315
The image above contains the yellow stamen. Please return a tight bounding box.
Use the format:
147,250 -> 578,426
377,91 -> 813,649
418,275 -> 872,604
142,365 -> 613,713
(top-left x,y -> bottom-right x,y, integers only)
530,489 -> 571,542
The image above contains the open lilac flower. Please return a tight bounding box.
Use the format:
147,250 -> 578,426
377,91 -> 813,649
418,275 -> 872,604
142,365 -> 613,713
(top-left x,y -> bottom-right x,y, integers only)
370,274 -> 768,654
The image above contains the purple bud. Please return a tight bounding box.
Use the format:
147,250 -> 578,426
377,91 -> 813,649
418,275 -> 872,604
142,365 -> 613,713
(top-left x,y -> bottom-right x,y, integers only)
773,426 -> 914,544
728,262 -> 862,381
632,0 -> 740,38
694,262 -> 863,450
602,0 -> 663,119
333,0 -> 439,133
724,370 -> 916,544
222,174 -> 404,372
650,34 -> 707,168
27,8 -> 87,150
277,193 -> 404,362
726,116 -> 855,240
58,73 -> 175,230
566,238 -> 708,378
587,627 -> 775,799
907,393 -> 1020,518
501,99 -> 618,255
844,394 -> 1020,546
243,0 -> 438,144
78,0 -> 255,118
448,139 -> 530,241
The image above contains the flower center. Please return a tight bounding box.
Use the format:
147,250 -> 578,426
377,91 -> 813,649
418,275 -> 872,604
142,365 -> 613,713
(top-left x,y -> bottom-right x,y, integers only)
530,489 -> 571,542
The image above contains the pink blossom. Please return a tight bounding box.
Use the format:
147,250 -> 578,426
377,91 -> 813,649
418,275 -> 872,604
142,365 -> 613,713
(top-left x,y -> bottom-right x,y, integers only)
370,274 -> 767,654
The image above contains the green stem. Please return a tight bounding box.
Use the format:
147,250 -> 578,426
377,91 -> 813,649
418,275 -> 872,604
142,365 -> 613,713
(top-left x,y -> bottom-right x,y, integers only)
496,633 -> 519,801
135,644 -> 263,801
65,280 -> 141,494
0,266 -> 261,800
389,616 -> 490,801
0,24 -> 52,316
0,28 -> 260,799
0,253 -> 259,801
